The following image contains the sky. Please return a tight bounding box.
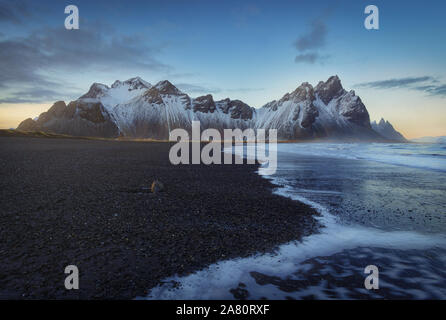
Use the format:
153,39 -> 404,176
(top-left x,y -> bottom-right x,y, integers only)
0,0 -> 445,139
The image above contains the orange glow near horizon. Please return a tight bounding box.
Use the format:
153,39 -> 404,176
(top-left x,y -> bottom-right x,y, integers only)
0,102 -> 444,140
0,103 -> 51,130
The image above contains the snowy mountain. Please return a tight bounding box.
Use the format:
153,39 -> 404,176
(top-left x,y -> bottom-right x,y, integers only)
17,75 -> 401,141
255,76 -> 380,140
371,118 -> 407,142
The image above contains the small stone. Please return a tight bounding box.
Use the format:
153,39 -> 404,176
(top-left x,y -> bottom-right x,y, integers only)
151,180 -> 164,193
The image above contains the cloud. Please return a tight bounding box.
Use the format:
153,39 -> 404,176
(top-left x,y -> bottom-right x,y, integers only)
355,76 -> 446,98
294,19 -> 327,52
294,53 -> 322,64
176,83 -> 221,94
0,87 -> 78,104
0,23 -> 171,103
0,1 -> 172,103
0,0 -> 30,24
415,84 -> 446,97
293,17 -> 329,64
355,76 -> 434,89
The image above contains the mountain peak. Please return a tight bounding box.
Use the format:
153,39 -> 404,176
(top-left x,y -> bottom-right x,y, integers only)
371,118 -> 407,142
18,75 -> 404,142
328,74 -> 341,82
154,80 -> 183,95
292,82 -> 315,100
278,82 -> 314,104
193,94 -> 216,113
111,77 -> 151,90
80,82 -> 109,99
123,77 -> 151,89
315,75 -> 345,104
111,80 -> 121,88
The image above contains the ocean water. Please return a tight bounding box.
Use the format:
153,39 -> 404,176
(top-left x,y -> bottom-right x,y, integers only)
145,143 -> 446,300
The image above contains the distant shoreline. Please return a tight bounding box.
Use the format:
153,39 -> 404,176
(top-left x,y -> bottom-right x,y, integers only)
0,129 -> 409,144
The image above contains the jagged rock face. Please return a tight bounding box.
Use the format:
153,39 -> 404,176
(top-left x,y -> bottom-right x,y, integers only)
155,80 -> 182,95
16,118 -> 38,131
288,82 -> 315,103
96,79 -> 257,137
17,76 -> 398,141
371,118 -> 407,142
289,83 -> 318,128
47,100 -> 67,118
17,100 -> 119,137
75,101 -> 108,124
257,75 -> 379,140
193,95 -> 216,113
313,76 -> 371,128
315,76 -> 345,104
217,99 -> 253,120
256,85 -> 317,139
80,83 -> 109,99
336,91 -> 371,128
300,103 -> 318,129
143,87 -> 164,105
117,77 -> 151,90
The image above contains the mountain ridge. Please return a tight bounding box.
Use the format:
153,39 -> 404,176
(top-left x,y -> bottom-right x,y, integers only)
17,75 -> 406,142
371,118 -> 407,142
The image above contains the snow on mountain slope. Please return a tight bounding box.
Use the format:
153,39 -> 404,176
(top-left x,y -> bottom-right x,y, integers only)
256,76 -> 381,140
17,76 -> 397,141
105,80 -> 256,138
80,77 -> 152,111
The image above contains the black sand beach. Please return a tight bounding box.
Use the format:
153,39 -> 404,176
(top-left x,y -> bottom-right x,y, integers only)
0,136 -> 319,299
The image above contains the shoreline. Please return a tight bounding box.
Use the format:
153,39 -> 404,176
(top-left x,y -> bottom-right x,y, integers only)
147,144 -> 446,299
0,129 -> 409,144
0,136 -> 320,299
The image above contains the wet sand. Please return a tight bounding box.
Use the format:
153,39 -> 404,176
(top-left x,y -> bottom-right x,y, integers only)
0,136 -> 319,299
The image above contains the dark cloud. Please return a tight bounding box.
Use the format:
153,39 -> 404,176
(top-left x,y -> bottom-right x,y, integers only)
0,23 -> 171,103
0,0 -> 29,24
294,19 -> 327,52
355,76 -> 434,89
0,87 -> 77,104
0,0 -> 172,103
415,84 -> 446,97
355,76 -> 446,98
294,53 -> 321,64
0,97 -> 53,104
293,16 -> 329,64
24,25 -> 170,73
